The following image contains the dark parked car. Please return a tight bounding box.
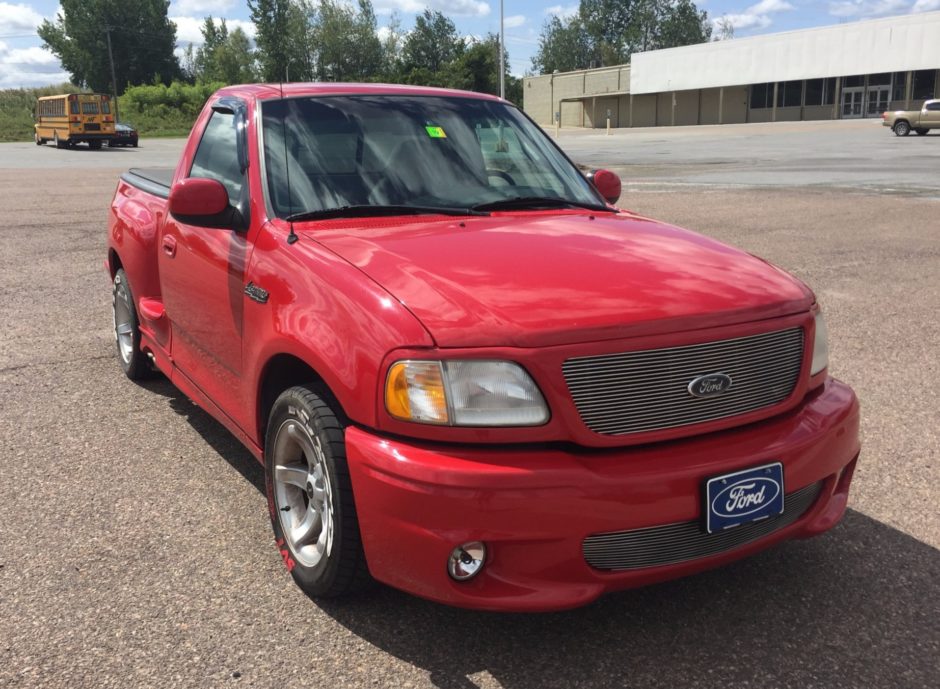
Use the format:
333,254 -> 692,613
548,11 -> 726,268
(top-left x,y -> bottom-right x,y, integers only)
109,123 -> 138,147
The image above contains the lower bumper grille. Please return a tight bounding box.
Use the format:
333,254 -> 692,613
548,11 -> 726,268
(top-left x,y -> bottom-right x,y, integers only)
583,481 -> 823,571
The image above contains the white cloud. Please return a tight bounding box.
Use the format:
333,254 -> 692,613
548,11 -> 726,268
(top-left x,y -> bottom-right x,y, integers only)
828,0 -> 908,17
0,2 -> 44,33
372,0 -> 490,17
713,0 -> 794,33
170,15 -> 257,47
912,0 -> 940,9
544,4 -> 579,18
170,0 -> 236,13
504,14 -> 526,29
0,43 -> 69,88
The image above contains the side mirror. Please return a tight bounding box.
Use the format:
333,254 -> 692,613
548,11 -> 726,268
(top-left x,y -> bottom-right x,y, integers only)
587,169 -> 622,205
169,177 -> 236,229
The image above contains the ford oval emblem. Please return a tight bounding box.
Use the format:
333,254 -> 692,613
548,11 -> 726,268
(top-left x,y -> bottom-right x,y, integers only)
710,477 -> 781,519
687,373 -> 733,398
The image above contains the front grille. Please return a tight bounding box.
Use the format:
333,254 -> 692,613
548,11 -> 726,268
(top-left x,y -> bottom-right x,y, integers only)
84,123 -> 100,131
583,481 -> 822,571
563,328 -> 804,436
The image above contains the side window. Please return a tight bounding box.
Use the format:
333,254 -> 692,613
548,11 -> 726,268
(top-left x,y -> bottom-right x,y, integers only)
926,102 -> 940,111
190,111 -> 243,203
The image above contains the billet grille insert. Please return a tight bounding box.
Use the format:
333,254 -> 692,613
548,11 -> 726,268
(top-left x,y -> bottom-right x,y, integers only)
563,327 -> 804,436
583,481 -> 822,571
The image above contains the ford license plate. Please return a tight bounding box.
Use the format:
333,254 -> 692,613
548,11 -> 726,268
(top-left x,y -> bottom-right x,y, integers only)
705,462 -> 784,533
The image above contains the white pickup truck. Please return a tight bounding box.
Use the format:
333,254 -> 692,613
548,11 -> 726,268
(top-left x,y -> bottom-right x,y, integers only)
882,99 -> 940,136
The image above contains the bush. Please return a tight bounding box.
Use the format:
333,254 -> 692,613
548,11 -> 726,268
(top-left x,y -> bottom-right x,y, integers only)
119,80 -> 224,137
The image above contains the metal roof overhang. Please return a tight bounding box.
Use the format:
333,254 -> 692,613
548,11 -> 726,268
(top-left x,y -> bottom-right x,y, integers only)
630,11 -> 940,95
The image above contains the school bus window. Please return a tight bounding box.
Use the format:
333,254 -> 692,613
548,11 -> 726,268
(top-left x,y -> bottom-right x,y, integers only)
70,100 -> 78,115
102,101 -> 111,114
81,102 -> 99,115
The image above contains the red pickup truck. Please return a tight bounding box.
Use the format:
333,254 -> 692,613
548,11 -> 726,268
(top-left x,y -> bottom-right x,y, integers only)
108,83 -> 860,611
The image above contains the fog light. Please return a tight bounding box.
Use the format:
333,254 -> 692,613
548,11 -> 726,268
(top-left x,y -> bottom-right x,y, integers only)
447,541 -> 486,581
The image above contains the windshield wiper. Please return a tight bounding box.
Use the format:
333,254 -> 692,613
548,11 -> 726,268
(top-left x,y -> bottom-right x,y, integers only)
470,196 -> 613,213
287,204 -> 486,222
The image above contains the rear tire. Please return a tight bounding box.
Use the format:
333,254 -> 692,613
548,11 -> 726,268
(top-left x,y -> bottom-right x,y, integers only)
112,269 -> 154,380
894,121 -> 911,137
34,133 -> 42,146
89,140 -> 102,150
264,386 -> 370,599
54,132 -> 66,149
915,128 -> 928,136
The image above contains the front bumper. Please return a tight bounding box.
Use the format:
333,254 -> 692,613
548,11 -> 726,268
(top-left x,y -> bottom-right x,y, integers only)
346,378 -> 860,611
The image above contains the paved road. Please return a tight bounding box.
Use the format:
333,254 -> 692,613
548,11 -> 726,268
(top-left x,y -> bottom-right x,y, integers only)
559,119 -> 940,196
0,122 -> 937,688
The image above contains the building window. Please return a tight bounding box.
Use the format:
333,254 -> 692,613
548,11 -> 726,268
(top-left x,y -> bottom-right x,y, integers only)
844,75 -> 864,88
750,83 -> 773,109
868,72 -> 891,86
805,78 -> 835,106
776,80 -> 802,108
892,72 -> 907,102
912,70 -> 936,101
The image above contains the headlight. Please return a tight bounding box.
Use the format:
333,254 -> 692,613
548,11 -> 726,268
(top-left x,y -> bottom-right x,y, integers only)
811,312 -> 829,376
385,360 -> 549,426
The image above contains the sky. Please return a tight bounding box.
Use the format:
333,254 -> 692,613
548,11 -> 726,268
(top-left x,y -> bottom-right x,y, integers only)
1,0 -> 939,88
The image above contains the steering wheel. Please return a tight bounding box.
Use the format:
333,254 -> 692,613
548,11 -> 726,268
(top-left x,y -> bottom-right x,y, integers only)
487,169 -> 517,186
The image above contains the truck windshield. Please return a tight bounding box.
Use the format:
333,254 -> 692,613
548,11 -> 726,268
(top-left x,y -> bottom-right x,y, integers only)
260,95 -> 607,219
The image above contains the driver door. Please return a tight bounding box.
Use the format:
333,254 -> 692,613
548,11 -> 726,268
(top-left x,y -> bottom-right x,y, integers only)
159,104 -> 252,428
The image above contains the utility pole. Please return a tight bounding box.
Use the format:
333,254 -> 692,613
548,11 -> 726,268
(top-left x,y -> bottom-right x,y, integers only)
499,0 -> 505,99
104,27 -> 120,122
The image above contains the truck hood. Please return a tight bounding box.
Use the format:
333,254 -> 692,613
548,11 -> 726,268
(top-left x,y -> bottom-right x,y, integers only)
303,212 -> 813,348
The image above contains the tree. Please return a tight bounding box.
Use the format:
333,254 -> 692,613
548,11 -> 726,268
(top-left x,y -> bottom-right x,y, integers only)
38,0 -> 179,93
249,0 -> 310,82
714,16 -> 734,41
192,19 -> 258,84
401,10 -> 463,75
379,12 -> 405,80
533,0 -> 711,73
309,0 -> 384,82
214,27 -> 259,84
531,15 -> 593,74
657,0 -> 712,49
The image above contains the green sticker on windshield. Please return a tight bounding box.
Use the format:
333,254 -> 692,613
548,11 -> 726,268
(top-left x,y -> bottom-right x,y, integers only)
425,125 -> 447,138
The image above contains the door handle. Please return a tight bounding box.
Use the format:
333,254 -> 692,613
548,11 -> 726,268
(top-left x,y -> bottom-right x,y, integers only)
162,234 -> 177,257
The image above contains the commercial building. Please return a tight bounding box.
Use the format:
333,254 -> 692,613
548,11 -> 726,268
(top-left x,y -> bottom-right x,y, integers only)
523,11 -> 940,128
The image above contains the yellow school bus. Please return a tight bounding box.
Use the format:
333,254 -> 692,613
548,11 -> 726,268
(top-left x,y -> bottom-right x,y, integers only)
34,93 -> 116,150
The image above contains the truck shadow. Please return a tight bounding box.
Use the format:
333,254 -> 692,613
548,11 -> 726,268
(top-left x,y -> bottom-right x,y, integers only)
145,375 -> 939,689
317,513 -> 939,689
141,375 -> 265,493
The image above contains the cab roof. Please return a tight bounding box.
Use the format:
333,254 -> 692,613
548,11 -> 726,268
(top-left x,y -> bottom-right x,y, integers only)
212,82 -> 505,102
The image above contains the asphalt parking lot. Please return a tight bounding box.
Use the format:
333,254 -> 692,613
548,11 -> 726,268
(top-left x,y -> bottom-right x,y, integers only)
0,119 -> 937,688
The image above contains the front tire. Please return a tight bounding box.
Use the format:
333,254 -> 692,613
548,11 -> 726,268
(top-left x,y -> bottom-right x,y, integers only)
894,121 -> 911,137
264,386 -> 370,598
111,269 -> 153,380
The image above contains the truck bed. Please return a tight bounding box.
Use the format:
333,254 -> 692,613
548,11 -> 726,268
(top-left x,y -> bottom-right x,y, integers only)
121,168 -> 173,199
